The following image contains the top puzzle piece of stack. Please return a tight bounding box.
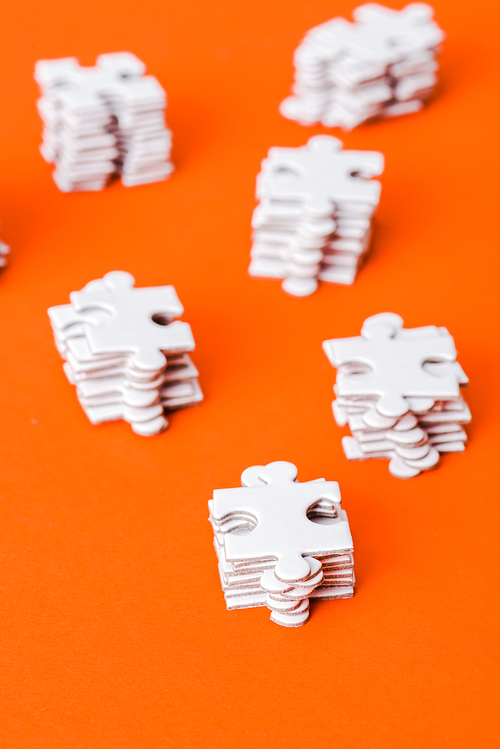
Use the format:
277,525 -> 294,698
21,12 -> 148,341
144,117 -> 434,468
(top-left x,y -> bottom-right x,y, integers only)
48,271 -> 202,436
280,3 -> 444,130
323,313 -> 471,478
249,135 -> 384,297
209,461 -> 354,628
35,52 -> 173,192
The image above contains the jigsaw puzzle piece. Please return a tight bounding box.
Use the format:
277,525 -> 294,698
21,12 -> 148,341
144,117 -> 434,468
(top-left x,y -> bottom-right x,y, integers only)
71,271 -> 194,370
210,463 -> 354,626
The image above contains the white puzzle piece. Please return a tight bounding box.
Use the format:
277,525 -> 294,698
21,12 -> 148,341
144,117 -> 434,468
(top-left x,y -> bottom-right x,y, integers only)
324,312 -> 458,417
48,272 -> 202,435
324,313 -> 470,478
249,136 -> 383,296
258,136 -> 383,214
209,462 -> 354,627
70,271 -> 194,370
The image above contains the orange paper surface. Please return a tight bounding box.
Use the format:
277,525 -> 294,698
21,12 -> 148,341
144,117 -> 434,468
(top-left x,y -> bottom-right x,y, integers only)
0,1 -> 498,746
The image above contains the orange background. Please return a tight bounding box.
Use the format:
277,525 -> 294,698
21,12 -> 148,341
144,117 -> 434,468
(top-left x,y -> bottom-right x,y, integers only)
0,0 -> 498,746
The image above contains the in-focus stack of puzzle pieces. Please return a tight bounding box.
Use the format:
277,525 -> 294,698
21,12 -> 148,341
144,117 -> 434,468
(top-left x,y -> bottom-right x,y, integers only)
249,135 -> 384,296
280,3 -> 444,130
209,461 -> 354,627
323,313 -> 470,478
48,271 -> 202,435
35,52 -> 173,192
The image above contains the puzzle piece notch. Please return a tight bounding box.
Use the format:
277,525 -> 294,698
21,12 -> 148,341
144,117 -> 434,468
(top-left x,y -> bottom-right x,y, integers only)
212,461 -> 351,583
241,460 -> 298,487
259,136 -> 384,217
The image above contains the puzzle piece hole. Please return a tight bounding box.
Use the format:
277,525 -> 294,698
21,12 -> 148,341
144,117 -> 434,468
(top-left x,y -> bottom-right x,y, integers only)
223,513 -> 258,535
275,166 -> 299,178
230,527 -> 253,536
339,363 -> 372,376
151,313 -> 173,326
387,34 -> 416,47
306,502 -> 338,525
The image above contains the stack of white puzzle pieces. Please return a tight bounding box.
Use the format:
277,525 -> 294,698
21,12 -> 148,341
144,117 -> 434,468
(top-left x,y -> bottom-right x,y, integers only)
48,271 -> 202,436
0,229 -> 9,271
35,52 -> 173,192
323,313 -> 470,478
280,3 -> 444,130
209,461 -> 354,627
249,135 -> 384,296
